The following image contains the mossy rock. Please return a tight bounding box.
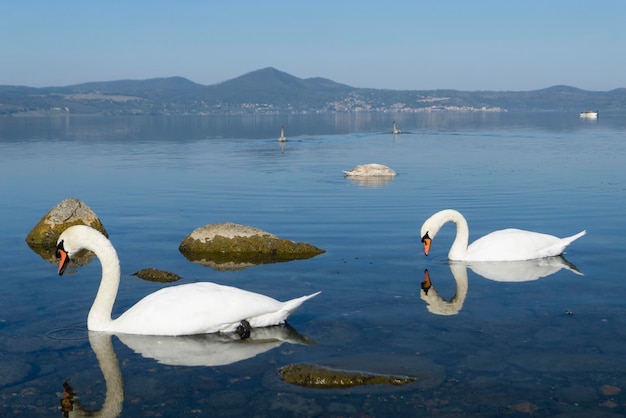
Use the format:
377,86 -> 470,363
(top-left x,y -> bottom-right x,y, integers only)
278,364 -> 416,389
179,223 -> 325,269
26,197 -> 107,262
133,268 -> 183,283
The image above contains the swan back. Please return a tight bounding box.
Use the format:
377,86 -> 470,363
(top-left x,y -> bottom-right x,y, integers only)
466,229 -> 585,261
343,163 -> 397,177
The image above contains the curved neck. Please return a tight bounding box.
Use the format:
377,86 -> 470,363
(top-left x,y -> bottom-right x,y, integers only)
430,209 -> 470,260
84,231 -> 120,331
84,332 -> 124,417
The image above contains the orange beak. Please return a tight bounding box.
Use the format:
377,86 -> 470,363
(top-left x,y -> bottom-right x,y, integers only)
56,241 -> 69,276
421,232 -> 431,256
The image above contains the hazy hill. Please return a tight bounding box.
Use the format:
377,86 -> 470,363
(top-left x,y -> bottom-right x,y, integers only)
201,67 -> 354,108
0,67 -> 624,116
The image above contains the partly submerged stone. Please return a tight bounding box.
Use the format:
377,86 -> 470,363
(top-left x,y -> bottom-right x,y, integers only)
179,222 -> 325,270
26,197 -> 107,262
132,268 -> 183,283
278,364 -> 416,389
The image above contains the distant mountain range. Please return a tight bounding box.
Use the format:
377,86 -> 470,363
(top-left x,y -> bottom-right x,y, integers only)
1,67 -> 623,116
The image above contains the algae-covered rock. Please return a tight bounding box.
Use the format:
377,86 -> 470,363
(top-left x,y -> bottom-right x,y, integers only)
26,197 -> 107,262
132,268 -> 183,283
278,364 -> 416,389
179,222 -> 325,270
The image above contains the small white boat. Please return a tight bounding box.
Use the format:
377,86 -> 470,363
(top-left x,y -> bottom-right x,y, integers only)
579,109 -> 598,119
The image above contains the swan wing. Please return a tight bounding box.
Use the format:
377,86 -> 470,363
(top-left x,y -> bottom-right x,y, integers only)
113,282 -> 319,336
466,229 -> 584,261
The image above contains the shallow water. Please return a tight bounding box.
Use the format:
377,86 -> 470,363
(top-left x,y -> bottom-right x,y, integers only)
1,112 -> 626,417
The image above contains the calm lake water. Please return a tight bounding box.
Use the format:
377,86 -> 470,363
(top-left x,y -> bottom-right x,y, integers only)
1,112 -> 625,417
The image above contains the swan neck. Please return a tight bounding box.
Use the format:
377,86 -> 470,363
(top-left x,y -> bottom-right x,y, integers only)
429,210 -> 469,260
88,332 -> 124,416
448,213 -> 469,260
85,232 -> 120,331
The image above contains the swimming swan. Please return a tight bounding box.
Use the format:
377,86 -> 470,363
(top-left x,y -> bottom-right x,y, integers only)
343,163 -> 397,177
392,120 -> 401,135
420,209 -> 586,261
278,125 -> 287,142
55,225 -> 320,336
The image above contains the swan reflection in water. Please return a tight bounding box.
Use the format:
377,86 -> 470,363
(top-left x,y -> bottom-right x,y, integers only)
420,256 -> 583,316
59,324 -> 311,417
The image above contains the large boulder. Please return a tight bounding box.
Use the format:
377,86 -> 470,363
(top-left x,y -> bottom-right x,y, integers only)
179,222 -> 325,270
26,197 -> 107,262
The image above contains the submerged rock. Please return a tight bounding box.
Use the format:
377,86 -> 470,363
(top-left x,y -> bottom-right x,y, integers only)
26,197 -> 107,263
132,268 -> 183,283
278,364 -> 415,389
179,222 -> 325,270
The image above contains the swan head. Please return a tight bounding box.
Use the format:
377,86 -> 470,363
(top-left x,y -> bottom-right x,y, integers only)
56,225 -> 101,276
55,239 -> 70,276
421,232 -> 432,256
420,209 -> 465,256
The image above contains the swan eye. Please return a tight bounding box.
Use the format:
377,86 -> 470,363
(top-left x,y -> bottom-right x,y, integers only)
421,232 -> 430,243
55,240 -> 65,258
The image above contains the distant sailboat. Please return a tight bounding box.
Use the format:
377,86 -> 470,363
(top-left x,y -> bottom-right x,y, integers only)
392,120 -> 401,135
278,126 -> 287,142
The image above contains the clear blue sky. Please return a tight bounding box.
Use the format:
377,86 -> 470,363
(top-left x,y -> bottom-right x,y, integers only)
1,1 -> 624,91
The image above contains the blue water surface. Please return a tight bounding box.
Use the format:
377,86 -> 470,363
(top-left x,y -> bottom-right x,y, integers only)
1,112 -> 625,417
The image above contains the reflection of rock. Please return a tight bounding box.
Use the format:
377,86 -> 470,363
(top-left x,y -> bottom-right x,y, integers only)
279,364 -> 415,389
26,197 -> 107,264
117,324 -> 313,367
182,258 -> 256,271
179,222 -> 325,270
132,268 -> 182,283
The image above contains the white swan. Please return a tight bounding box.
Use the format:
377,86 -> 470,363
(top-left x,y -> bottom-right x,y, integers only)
343,163 -> 397,177
392,120 -> 401,135
420,267 -> 468,316
420,209 -> 586,261
55,225 -> 320,336
278,125 -> 287,142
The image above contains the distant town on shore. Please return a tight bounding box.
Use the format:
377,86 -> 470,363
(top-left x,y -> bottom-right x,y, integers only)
1,67 -> 623,116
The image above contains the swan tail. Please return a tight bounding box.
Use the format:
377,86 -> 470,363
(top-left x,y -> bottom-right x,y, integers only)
563,230 -> 586,246
544,230 -> 586,258
281,291 -> 321,315
248,291 -> 320,328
